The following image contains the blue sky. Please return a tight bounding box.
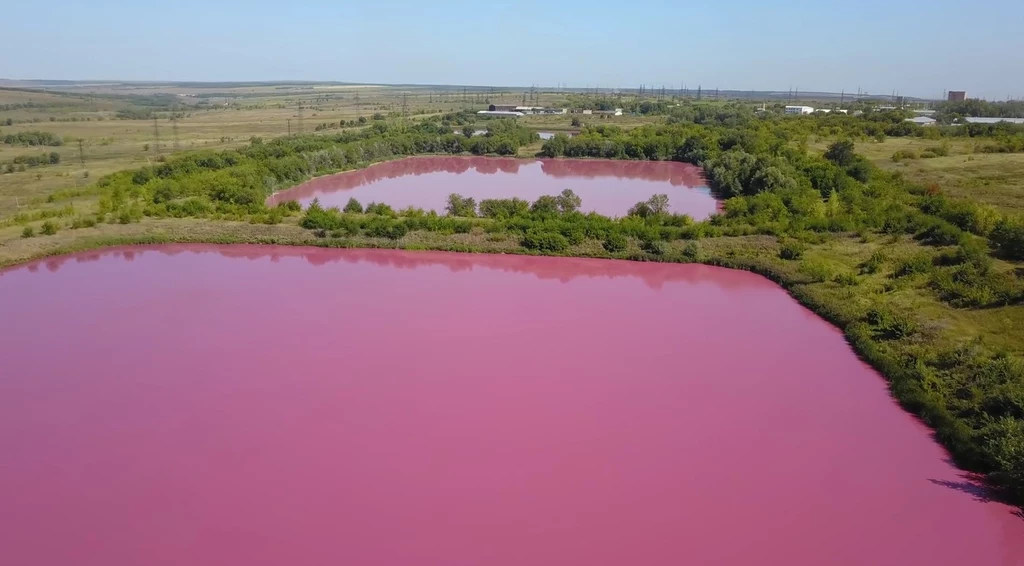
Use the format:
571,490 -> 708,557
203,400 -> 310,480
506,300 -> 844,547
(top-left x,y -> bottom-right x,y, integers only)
5,0 -> 1023,99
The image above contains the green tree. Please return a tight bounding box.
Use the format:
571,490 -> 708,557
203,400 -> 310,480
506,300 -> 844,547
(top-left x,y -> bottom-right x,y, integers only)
556,189 -> 582,214
445,193 -> 477,217
824,140 -> 856,167
343,197 -> 363,213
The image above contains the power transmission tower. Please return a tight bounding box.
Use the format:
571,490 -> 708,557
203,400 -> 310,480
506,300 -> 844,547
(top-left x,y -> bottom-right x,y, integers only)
401,92 -> 408,117
152,117 -> 161,155
287,119 -> 291,136
78,138 -> 85,167
697,85 -> 702,100
354,91 -> 361,116
171,109 -> 180,151
297,104 -> 304,133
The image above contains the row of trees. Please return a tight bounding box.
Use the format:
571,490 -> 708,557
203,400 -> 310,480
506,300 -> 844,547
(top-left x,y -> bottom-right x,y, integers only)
2,151 -> 61,173
2,130 -> 64,146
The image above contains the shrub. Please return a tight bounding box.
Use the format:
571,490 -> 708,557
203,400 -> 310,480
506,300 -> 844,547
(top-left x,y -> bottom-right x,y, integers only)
365,202 -> 396,217
276,200 -> 302,213
521,230 -> 569,253
833,272 -> 859,286
479,198 -> 529,219
555,189 -> 582,214
680,241 -> 702,261
860,250 -> 886,274
916,220 -> 964,247
445,193 -> 477,217
603,232 -> 627,253
559,224 -> 586,245
990,217 -> 1024,260
641,239 -> 669,256
343,198 -> 363,213
866,308 -> 917,340
893,253 -> 935,277
779,240 -> 806,260
40,220 -> 58,235
891,149 -> 919,161
21,226 -> 35,238
799,258 -> 835,282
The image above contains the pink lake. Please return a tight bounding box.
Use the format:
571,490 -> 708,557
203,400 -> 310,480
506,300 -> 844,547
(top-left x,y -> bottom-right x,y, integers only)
267,156 -> 718,218
1,245 -> 1022,566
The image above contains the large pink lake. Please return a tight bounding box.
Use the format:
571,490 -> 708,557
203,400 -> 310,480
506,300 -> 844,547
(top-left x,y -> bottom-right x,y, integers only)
1,246 -> 1022,566
268,156 -> 718,218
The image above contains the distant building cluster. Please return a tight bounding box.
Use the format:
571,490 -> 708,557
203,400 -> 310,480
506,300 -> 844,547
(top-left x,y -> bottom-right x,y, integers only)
784,106 -> 848,115
481,105 -> 568,116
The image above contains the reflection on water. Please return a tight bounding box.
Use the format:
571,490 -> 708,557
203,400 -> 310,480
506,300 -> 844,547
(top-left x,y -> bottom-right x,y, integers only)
3,244 -> 758,291
1,245 -> 1022,566
268,156 -> 717,218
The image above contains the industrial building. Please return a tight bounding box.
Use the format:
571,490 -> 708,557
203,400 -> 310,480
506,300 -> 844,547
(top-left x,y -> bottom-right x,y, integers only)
906,116 -> 937,126
784,105 -> 814,115
947,91 -> 967,102
487,105 -> 566,115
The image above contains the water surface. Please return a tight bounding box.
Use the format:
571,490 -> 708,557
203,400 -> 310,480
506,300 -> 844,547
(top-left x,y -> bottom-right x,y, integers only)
268,156 -> 716,218
1,246 -> 1022,566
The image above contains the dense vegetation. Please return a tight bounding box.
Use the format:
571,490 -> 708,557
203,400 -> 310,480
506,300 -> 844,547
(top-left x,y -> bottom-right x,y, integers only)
27,111 -> 1024,506
2,130 -> 64,146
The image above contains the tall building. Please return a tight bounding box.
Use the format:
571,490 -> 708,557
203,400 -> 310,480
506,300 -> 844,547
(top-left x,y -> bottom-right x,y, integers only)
947,91 -> 967,102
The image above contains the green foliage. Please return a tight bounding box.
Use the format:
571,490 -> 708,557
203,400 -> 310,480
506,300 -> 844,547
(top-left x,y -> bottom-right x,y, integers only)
365,202 -> 396,217
991,217 -> 1024,260
555,189 -> 582,214
40,221 -> 58,235
343,197 -> 363,213
779,240 -> 806,260
866,308 -> 918,340
521,229 -> 569,253
445,193 -> 477,217
479,197 -> 529,219
2,131 -> 63,146
21,226 -> 35,238
602,232 -> 628,253
824,140 -> 856,167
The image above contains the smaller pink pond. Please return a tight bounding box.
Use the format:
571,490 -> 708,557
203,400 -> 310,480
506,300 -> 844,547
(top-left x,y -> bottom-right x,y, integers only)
267,156 -> 718,218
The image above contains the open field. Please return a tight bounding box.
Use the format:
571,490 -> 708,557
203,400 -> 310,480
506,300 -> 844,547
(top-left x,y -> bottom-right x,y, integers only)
810,136 -> 1024,213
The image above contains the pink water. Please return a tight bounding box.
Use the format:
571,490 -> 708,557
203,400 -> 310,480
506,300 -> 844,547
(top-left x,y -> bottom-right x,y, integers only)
1,245 -> 1022,566
267,156 -> 718,218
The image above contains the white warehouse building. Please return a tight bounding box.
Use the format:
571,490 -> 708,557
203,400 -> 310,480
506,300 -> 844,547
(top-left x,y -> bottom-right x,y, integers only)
785,105 -> 815,115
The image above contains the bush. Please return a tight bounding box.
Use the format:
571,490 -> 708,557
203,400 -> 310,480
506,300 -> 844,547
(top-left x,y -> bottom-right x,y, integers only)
40,220 -> 58,235
860,250 -> 886,274
866,308 -> 917,340
681,241 -> 702,261
916,220 -> 965,247
276,200 -> 302,213
833,272 -> 859,286
778,240 -> 806,260
343,198 -> 363,213
445,193 -> 477,217
893,253 -> 935,277
799,258 -> 835,282
479,198 -> 529,219
641,239 -> 669,256
603,232 -> 627,252
990,217 -> 1024,260
891,149 -> 919,161
21,226 -> 35,238
522,230 -> 569,253
364,202 -> 396,217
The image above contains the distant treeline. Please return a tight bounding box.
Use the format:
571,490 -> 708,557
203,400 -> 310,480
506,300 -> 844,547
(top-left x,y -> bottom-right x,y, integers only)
2,151 -> 61,174
2,130 -> 64,146
937,99 -> 1024,119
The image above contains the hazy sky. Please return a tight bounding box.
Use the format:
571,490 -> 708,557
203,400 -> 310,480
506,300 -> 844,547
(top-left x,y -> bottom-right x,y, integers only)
5,0 -> 1023,99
